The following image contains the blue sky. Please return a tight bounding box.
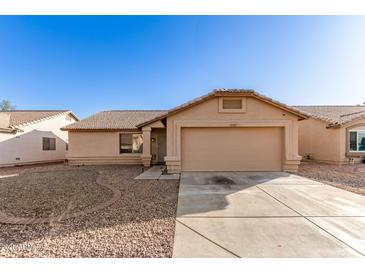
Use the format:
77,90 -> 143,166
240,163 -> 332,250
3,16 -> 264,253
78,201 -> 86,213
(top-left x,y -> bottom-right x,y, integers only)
0,16 -> 365,118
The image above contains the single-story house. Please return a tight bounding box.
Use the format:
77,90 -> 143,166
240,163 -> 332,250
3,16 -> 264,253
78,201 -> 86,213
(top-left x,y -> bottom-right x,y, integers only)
295,105 -> 365,164
0,110 -> 79,167
62,89 -> 309,173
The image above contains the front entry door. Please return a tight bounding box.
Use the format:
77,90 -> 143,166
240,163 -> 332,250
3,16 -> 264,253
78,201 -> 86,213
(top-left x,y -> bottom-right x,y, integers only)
151,129 -> 166,164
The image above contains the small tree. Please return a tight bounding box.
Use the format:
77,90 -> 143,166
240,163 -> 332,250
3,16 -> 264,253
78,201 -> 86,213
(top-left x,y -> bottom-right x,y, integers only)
0,99 -> 16,111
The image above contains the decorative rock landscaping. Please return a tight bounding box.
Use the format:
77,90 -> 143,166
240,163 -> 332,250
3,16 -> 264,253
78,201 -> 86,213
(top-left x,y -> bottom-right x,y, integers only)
0,169 -> 121,224
0,164 -> 179,257
298,161 -> 365,196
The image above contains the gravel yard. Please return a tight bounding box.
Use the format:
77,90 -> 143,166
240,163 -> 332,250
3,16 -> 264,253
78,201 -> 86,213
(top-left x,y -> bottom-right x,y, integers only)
0,164 -> 179,257
298,161 -> 365,196
0,169 -> 111,218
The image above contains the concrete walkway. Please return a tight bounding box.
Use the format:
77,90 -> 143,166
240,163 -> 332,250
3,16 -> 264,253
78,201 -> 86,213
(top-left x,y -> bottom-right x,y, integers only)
173,172 -> 365,258
134,166 -> 180,180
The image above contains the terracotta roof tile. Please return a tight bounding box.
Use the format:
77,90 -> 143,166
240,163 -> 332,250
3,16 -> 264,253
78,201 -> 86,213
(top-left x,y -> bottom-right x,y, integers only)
62,89 -> 311,131
62,110 -> 167,130
293,105 -> 365,126
0,110 -> 75,128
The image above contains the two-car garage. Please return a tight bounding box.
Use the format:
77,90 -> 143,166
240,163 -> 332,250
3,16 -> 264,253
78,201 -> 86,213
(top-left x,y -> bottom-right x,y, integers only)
181,127 -> 283,172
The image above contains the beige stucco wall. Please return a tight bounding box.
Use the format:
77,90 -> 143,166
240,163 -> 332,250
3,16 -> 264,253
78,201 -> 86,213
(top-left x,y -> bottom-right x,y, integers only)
298,117 -> 365,164
165,96 -> 302,173
0,113 -> 77,167
298,118 -> 341,163
67,130 -> 142,165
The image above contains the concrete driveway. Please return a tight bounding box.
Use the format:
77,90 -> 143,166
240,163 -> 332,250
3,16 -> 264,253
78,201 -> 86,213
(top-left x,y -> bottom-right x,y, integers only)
173,172 -> 365,258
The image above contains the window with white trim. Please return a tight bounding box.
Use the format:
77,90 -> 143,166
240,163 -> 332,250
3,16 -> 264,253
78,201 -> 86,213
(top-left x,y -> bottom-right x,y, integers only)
349,130 -> 365,152
119,133 -> 143,154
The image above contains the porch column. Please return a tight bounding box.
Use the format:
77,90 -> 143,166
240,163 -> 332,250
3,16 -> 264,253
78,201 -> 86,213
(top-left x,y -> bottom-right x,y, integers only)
283,122 -> 301,173
141,127 -> 152,167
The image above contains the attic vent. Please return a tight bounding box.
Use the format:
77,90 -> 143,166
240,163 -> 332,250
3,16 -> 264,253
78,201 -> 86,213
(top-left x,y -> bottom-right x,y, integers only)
222,99 -> 242,110
219,97 -> 246,113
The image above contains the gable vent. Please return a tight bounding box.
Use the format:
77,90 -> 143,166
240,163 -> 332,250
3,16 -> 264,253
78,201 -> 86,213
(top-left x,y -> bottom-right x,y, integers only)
222,99 -> 242,110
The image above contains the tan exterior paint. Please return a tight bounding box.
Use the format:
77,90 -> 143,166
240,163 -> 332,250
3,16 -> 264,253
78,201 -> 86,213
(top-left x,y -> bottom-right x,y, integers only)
298,118 -> 341,163
66,93 -> 304,172
67,131 -> 142,165
137,90 -> 308,128
298,117 -> 365,164
218,97 -> 247,113
0,113 -> 10,128
164,96 -> 301,173
181,127 -> 283,171
0,113 -> 77,167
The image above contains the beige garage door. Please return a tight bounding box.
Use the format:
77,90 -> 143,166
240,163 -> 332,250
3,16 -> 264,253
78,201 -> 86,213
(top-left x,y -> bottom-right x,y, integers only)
181,127 -> 283,171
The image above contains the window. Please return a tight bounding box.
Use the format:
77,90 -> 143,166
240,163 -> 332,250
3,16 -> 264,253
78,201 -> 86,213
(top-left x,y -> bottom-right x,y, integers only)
43,137 -> 56,151
222,99 -> 242,109
349,130 -> 365,152
350,132 -> 357,151
120,133 -> 143,154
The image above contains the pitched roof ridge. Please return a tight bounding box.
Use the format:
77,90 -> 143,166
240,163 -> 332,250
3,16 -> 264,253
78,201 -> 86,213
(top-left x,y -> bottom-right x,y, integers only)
62,109 -> 165,130
294,105 -> 365,107
103,110 -> 167,112
340,109 -> 365,117
213,88 -> 256,93
136,88 -> 309,128
1,109 -> 70,112
6,110 -> 77,128
293,105 -> 365,127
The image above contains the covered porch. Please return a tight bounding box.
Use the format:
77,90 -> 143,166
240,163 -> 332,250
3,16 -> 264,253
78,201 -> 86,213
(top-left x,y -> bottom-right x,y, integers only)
141,119 -> 167,168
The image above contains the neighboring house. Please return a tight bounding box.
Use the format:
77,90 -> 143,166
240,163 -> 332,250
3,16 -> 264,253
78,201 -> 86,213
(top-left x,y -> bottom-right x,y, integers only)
295,105 -> 365,164
62,89 -> 308,173
0,110 -> 79,167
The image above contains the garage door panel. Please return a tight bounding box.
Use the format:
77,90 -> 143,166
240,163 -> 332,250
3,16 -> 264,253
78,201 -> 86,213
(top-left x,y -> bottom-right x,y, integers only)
181,127 -> 282,171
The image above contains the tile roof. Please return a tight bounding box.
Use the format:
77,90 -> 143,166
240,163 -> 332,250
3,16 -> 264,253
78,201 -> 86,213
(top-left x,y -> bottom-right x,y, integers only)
0,110 -> 76,128
62,110 -> 167,130
62,89 -> 310,131
136,89 -> 309,127
293,105 -> 365,127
